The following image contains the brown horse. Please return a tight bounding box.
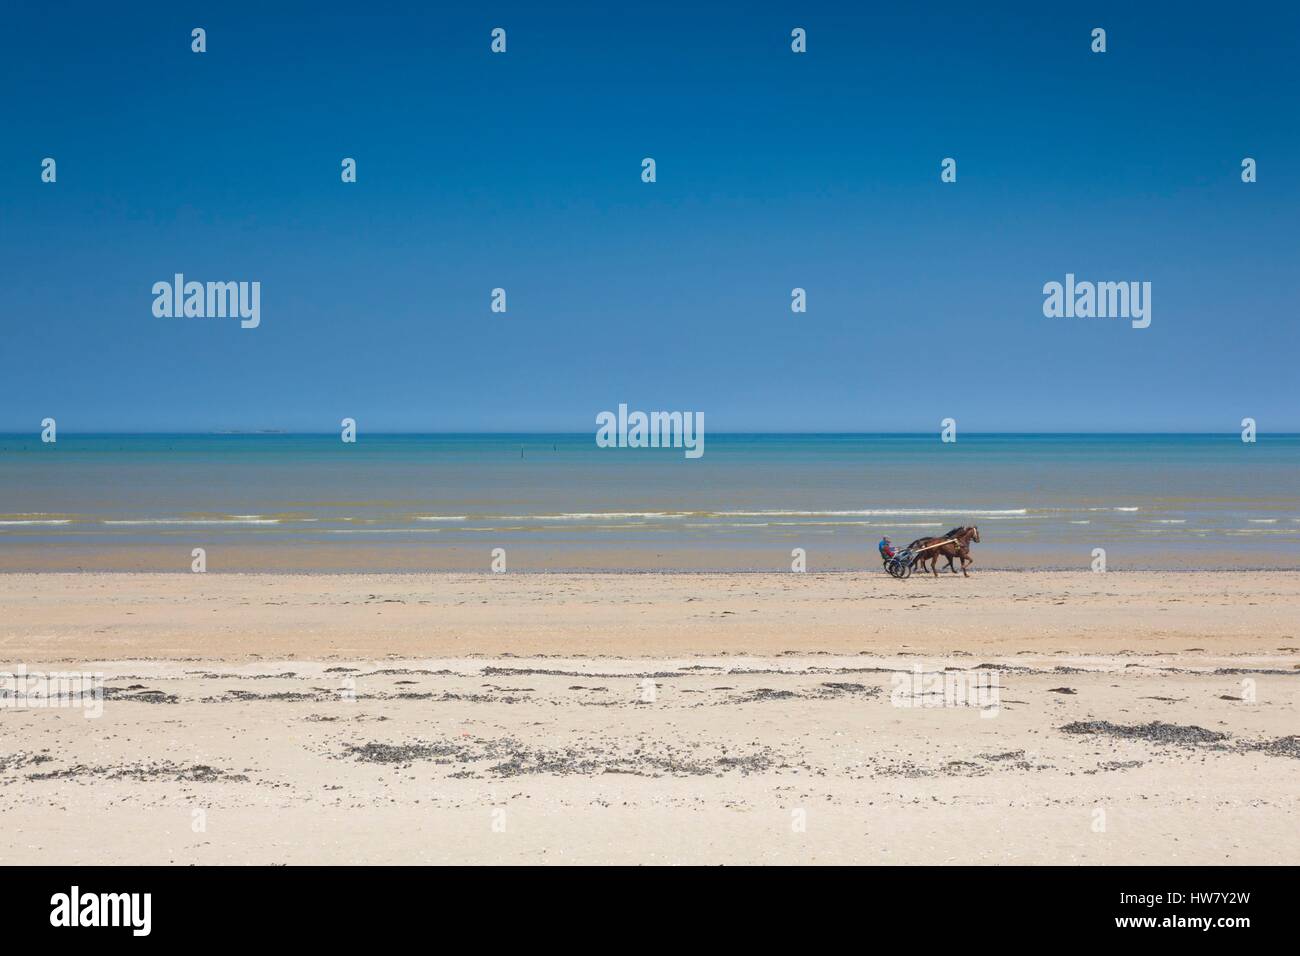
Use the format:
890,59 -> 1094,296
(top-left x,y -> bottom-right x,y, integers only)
904,534 -> 943,575
906,526 -> 981,577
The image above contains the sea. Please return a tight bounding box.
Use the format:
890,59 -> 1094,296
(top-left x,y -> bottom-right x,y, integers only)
1,433 -> 1297,571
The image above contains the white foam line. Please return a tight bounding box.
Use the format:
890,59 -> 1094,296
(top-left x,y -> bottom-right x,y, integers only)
103,518 -> 282,526
323,528 -> 442,534
719,508 -> 1027,517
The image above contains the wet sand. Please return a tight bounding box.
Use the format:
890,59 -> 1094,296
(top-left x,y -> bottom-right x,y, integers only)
2,570 -> 1298,659
1,571 -> 1297,864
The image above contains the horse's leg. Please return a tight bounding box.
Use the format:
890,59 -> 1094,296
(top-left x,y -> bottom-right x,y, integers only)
961,553 -> 973,577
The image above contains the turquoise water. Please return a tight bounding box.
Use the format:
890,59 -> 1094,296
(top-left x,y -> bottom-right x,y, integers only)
1,433 -> 1297,570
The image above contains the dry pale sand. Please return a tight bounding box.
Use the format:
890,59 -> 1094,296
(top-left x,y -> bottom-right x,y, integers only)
0,571 -> 1297,865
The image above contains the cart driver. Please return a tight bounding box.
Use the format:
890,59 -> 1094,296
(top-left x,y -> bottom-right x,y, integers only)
878,536 -> 897,560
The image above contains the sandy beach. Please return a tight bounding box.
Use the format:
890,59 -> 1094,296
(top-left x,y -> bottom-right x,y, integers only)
2,571 -> 1297,865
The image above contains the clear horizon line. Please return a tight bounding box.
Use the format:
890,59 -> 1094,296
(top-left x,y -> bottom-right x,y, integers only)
3,430 -> 1296,438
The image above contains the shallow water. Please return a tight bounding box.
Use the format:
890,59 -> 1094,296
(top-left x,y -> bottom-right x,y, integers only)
1,433 -> 1297,570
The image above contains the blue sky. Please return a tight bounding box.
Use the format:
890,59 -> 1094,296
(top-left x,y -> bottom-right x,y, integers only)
2,1 -> 1297,432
